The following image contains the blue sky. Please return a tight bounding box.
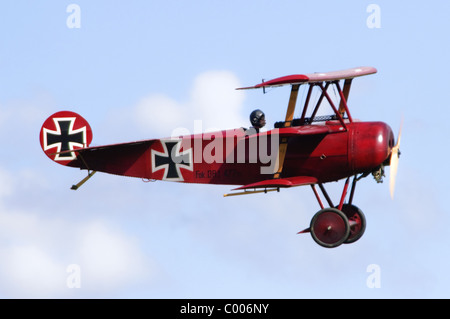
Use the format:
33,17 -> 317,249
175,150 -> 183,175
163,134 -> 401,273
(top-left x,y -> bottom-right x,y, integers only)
0,0 -> 449,298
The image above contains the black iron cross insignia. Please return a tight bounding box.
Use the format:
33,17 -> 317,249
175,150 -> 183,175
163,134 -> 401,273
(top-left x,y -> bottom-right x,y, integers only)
151,139 -> 193,181
43,117 -> 87,161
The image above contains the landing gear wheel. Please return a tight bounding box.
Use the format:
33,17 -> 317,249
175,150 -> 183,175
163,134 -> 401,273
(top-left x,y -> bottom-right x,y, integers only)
310,208 -> 350,248
340,204 -> 366,244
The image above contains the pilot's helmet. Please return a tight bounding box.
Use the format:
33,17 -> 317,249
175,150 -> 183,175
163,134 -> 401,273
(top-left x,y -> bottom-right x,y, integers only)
250,109 -> 265,127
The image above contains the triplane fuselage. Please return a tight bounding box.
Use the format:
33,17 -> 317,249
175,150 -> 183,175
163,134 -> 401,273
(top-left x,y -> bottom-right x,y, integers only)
39,66 -> 401,248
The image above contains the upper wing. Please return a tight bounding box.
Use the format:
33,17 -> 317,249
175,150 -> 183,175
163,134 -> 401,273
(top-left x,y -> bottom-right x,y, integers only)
237,66 -> 377,90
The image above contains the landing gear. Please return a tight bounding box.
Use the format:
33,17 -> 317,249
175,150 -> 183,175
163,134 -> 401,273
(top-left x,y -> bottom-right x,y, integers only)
310,208 -> 350,248
300,176 -> 367,248
340,204 -> 366,244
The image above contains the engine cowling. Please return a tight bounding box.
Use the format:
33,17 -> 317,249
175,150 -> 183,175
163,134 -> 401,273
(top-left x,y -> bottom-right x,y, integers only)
349,121 -> 394,175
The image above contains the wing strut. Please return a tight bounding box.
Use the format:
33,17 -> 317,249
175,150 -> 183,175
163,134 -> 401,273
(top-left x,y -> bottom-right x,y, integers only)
273,84 -> 300,179
283,84 -> 300,127
337,79 -> 353,122
317,82 -> 348,130
338,79 -> 352,116
299,83 -> 314,125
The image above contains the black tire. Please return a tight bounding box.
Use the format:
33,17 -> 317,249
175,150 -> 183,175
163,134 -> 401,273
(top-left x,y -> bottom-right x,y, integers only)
310,208 -> 350,248
340,204 -> 366,244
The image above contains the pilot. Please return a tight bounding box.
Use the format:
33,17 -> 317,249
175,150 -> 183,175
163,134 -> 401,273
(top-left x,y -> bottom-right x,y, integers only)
248,109 -> 266,134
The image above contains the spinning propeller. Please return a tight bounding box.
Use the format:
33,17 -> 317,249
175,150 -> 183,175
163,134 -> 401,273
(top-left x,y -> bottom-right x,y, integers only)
389,121 -> 402,199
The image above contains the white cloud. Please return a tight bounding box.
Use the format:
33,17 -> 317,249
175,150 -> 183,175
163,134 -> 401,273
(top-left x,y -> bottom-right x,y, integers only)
0,245 -> 65,298
189,70 -> 246,130
0,204 -> 155,297
131,70 -> 246,137
76,220 -> 154,293
0,167 -> 14,199
134,94 -> 184,137
0,204 -> 69,297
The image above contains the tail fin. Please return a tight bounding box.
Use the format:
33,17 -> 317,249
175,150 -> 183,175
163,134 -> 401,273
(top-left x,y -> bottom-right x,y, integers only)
39,111 -> 93,166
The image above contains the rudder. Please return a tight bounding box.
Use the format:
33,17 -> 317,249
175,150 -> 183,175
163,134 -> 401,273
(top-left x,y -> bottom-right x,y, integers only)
39,111 -> 93,166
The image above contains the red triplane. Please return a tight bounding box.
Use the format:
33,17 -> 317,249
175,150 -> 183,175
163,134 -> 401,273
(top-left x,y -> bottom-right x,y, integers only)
40,66 -> 401,248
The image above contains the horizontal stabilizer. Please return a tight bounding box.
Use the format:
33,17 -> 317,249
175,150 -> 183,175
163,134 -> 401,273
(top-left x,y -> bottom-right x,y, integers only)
50,139 -> 156,178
